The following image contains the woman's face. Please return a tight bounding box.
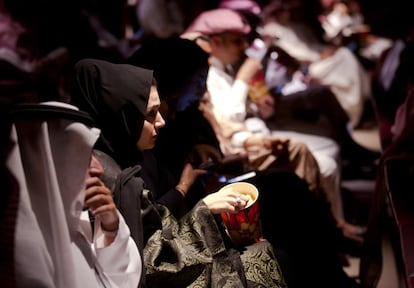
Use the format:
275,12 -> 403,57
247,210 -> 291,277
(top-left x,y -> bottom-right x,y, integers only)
136,85 -> 165,150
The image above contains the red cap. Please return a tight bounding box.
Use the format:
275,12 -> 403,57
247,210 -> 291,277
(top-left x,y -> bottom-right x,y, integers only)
185,8 -> 251,35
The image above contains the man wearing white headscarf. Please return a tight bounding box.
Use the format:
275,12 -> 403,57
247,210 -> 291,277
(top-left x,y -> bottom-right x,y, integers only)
7,101 -> 141,288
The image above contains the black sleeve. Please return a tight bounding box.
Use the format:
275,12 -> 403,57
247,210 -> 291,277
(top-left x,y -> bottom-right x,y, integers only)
156,188 -> 187,219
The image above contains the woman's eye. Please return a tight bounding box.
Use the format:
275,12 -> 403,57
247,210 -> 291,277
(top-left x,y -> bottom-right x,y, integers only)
146,110 -> 157,122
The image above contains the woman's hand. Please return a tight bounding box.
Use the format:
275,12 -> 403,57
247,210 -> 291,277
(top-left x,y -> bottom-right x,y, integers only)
190,143 -> 222,165
203,188 -> 250,214
175,162 -> 208,196
177,144 -> 222,196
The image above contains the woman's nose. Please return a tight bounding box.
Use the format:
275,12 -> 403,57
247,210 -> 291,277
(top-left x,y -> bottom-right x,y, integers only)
155,112 -> 166,128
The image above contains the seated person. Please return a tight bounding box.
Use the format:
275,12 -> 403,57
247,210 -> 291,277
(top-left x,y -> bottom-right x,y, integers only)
262,42 -> 379,167
9,101 -> 141,288
316,0 -> 392,63
184,8 -> 359,240
70,58 -> 288,287
127,36 -> 363,288
261,1 -> 372,128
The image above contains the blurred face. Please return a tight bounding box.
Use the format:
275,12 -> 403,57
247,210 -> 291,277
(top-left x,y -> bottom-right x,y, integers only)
136,85 -> 165,150
211,32 -> 249,66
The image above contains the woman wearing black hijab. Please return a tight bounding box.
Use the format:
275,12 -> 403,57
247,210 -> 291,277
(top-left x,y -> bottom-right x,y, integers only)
71,54 -> 219,219
70,58 -> 287,288
126,37 -> 363,288
70,58 -> 155,168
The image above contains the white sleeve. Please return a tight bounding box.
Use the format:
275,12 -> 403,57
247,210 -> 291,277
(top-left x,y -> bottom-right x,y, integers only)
231,131 -> 252,147
94,213 -> 141,288
207,66 -> 249,123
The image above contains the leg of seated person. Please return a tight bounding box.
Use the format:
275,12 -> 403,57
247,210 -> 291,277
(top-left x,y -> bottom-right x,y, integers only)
269,140 -> 322,196
268,131 -> 364,240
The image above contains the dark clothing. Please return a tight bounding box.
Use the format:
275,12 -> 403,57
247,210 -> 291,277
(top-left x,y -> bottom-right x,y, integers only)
267,85 -> 350,142
141,150 -> 188,218
251,168 -> 357,288
127,37 -> 209,105
151,103 -> 222,211
96,149 -> 287,288
154,103 -> 221,178
113,165 -> 148,288
143,200 -> 286,288
150,101 -> 360,288
73,58 -> 288,287
71,58 -> 153,168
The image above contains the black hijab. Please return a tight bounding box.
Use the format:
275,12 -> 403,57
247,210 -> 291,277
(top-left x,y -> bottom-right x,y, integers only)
70,58 -> 154,168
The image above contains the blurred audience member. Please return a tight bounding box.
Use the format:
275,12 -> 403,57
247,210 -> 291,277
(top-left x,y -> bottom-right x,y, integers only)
262,0 -> 371,128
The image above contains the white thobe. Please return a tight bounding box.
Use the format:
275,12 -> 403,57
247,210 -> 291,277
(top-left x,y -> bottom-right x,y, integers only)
207,57 -> 345,220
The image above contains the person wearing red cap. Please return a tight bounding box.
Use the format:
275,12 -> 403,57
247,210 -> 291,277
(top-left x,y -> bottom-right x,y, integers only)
185,8 -> 362,288
185,7 -> 352,240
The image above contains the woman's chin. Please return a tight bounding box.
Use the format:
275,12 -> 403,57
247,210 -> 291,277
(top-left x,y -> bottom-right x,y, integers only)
144,142 -> 156,150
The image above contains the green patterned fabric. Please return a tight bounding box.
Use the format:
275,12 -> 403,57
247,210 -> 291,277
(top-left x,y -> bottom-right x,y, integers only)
241,241 -> 287,288
144,201 -> 287,288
